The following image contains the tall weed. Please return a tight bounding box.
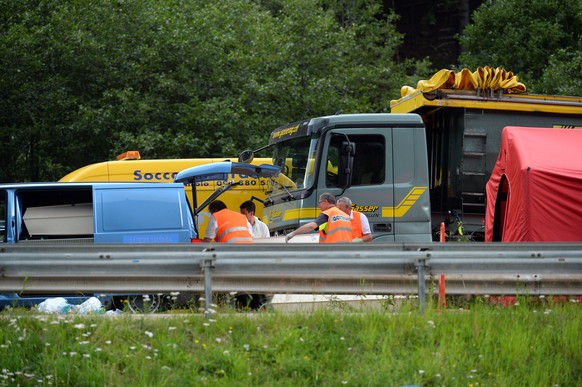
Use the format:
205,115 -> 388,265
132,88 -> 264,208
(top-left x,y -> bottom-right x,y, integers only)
0,298 -> 580,386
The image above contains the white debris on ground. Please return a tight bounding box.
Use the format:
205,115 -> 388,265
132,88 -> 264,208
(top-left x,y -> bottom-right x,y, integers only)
37,297 -> 122,315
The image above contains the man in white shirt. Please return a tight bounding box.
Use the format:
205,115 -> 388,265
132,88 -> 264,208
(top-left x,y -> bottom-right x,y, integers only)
337,196 -> 373,242
239,200 -> 270,239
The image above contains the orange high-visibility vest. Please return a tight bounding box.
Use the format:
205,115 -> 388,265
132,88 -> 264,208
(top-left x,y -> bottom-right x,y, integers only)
319,207 -> 353,243
212,209 -> 253,244
350,210 -> 364,239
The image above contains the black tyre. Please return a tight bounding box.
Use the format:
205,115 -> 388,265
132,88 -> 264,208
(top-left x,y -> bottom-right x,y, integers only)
126,294 -> 164,313
233,293 -> 273,310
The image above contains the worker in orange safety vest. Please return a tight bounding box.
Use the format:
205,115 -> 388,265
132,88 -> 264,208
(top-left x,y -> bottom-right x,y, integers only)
204,200 -> 253,243
284,192 -> 353,243
337,196 -> 373,242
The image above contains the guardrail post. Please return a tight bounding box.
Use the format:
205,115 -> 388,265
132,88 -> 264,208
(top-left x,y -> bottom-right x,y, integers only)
201,257 -> 216,318
440,222 -> 446,243
437,274 -> 446,311
416,257 -> 428,315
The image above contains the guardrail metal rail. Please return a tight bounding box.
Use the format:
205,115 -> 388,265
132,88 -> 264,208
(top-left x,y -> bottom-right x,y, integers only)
1,242 -> 581,314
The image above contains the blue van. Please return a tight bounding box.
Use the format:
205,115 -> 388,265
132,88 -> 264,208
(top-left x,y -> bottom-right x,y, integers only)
0,182 -> 196,312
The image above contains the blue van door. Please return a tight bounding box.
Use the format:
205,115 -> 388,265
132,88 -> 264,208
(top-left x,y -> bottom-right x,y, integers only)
93,184 -> 194,243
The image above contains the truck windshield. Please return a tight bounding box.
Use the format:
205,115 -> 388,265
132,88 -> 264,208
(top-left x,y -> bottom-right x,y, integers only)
266,136 -> 319,195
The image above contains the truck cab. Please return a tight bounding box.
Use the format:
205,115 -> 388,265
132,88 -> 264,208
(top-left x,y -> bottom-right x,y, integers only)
241,113 -> 432,242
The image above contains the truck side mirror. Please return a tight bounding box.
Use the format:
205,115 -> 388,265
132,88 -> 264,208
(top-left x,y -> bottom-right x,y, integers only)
339,141 -> 356,188
238,150 -> 254,163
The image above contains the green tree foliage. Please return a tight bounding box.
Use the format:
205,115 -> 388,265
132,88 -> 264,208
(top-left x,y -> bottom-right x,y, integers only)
458,0 -> 581,94
0,0 -> 412,182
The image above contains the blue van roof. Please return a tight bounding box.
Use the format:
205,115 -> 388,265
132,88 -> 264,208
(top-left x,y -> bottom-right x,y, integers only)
0,182 -> 185,190
174,161 -> 280,183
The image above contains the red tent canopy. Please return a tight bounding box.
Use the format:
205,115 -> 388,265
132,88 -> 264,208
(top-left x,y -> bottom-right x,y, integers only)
485,126 -> 582,242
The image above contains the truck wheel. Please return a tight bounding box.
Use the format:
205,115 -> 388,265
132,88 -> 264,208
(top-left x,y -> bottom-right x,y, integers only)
234,293 -> 273,310
127,294 -> 164,313
172,293 -> 201,311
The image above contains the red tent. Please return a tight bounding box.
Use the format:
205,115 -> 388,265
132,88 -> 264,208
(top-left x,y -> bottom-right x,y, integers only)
485,126 -> 582,242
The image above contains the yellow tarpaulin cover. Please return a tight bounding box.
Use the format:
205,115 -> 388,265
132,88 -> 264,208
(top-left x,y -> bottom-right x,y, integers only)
396,66 -> 526,101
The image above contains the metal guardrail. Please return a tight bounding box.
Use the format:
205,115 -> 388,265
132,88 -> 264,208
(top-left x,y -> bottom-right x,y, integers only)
1,243 -> 581,313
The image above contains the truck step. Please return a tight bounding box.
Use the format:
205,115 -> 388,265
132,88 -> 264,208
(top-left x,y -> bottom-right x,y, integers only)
462,192 -> 485,197
463,152 -> 486,157
463,132 -> 487,137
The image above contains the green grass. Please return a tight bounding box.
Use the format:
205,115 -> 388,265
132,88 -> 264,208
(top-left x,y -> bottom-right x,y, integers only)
0,297 -> 581,386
